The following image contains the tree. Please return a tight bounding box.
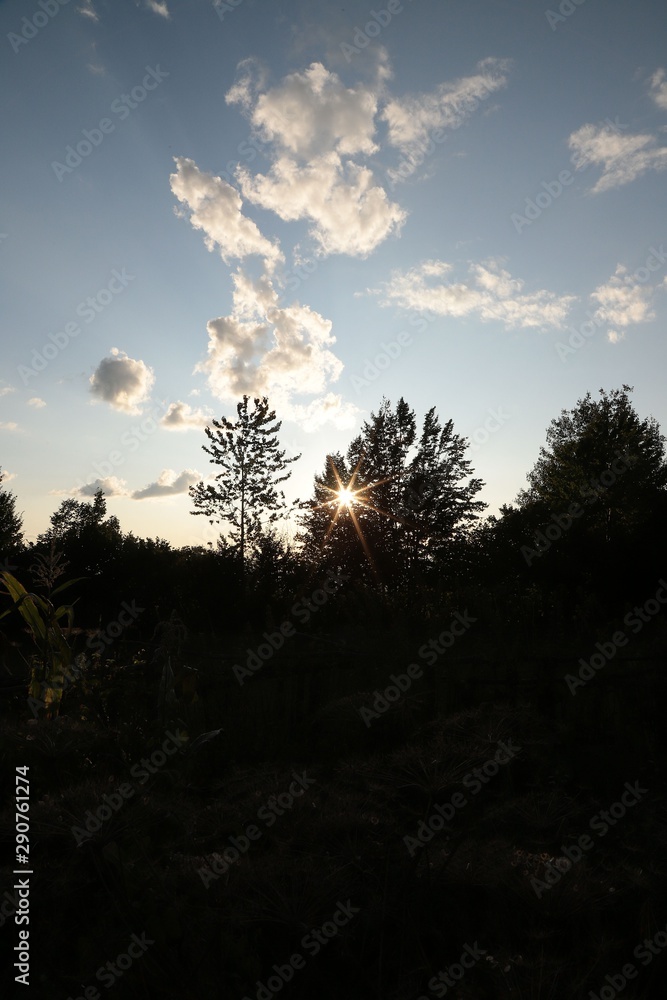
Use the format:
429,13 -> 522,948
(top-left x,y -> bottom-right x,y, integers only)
299,398 -> 486,593
497,385 -> 667,624
189,396 -> 300,583
0,469 -> 24,561
516,385 -> 667,545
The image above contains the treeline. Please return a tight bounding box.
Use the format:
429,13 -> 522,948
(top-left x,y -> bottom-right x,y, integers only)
1,384 -> 666,642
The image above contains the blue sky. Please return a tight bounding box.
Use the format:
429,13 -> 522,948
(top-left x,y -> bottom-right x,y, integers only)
1,0 -> 666,548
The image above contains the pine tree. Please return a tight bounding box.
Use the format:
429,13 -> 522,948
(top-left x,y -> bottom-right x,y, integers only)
190,396 -> 300,583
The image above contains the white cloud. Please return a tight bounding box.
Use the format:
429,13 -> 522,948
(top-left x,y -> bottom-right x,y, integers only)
591,264 -> 658,343
27,397 -> 46,408
229,61 -> 380,160
238,153 -> 406,257
649,68 -> 667,110
382,57 -> 510,180
160,401 -> 214,431
89,348 -> 155,414
0,422 -> 19,431
569,122 -> 667,193
226,60 -> 405,257
133,468 -> 201,499
0,385 -> 15,397
375,259 -> 575,330
170,156 -> 282,269
1,470 -> 17,482
196,267 -> 355,428
77,1 -> 99,21
74,477 -> 129,498
284,392 -> 360,431
146,0 -> 170,17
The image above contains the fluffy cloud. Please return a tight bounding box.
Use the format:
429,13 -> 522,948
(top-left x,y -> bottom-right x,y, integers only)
226,60 -> 405,257
133,468 -> 201,499
649,68 -> 667,110
238,153 -> 406,257
160,401 -> 214,431
382,57 -> 510,180
0,422 -> 19,431
27,397 -> 46,408
89,348 -> 155,414
375,259 -> 574,330
170,157 -> 282,268
284,392 -> 359,431
0,385 -> 15,397
75,477 -> 129,498
198,267 -> 346,410
591,264 -> 658,343
568,122 -> 667,193
228,61 -> 380,160
146,0 -> 170,17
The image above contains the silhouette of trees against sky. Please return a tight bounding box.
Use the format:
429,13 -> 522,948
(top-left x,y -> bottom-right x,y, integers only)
299,398 -> 486,597
0,468 -> 24,562
3,385 -> 664,636
486,386 -> 667,628
189,395 -> 301,586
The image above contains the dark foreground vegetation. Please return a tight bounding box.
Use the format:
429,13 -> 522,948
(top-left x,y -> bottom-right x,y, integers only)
1,385 -> 667,998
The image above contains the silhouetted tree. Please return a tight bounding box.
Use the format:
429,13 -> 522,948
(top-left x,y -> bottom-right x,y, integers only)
190,396 -> 300,584
0,468 -> 24,561
300,398 -> 486,595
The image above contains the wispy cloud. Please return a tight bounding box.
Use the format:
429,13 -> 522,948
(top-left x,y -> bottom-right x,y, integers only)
648,67 -> 667,111
569,122 -> 667,193
591,264 -> 660,343
382,57 -> 511,181
374,259 -> 575,330
27,397 -> 46,408
133,468 -> 201,499
77,1 -> 99,21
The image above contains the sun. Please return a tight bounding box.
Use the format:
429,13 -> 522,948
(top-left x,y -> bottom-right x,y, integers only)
337,487 -> 356,508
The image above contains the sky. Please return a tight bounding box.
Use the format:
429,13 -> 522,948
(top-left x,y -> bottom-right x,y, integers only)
1,0 -> 666,549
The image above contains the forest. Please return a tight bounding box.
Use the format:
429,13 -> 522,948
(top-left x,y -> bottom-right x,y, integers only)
2,384 -> 667,998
